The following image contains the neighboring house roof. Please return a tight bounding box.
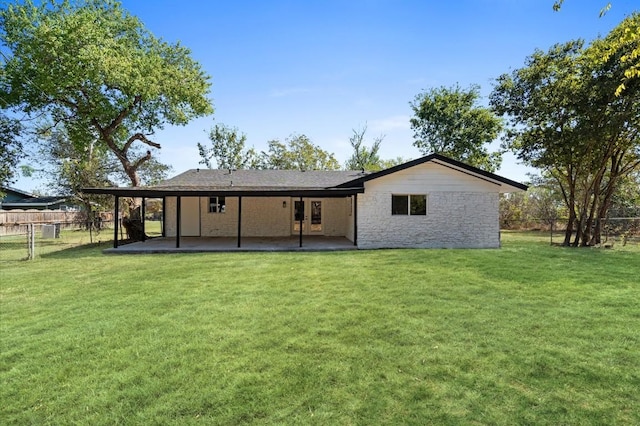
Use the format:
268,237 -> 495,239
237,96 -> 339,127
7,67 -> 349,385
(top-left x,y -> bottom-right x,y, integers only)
1,196 -> 69,209
83,154 -> 528,197
0,186 -> 35,200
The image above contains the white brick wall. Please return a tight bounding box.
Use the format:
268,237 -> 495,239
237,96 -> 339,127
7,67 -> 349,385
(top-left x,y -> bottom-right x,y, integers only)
357,191 -> 499,249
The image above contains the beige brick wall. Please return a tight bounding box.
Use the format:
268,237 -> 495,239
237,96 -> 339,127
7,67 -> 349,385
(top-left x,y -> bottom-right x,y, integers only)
322,198 -> 348,237
164,196 -> 351,238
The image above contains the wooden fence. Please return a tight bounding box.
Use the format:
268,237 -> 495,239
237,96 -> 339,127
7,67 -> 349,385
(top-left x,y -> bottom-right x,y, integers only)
0,209 -> 113,236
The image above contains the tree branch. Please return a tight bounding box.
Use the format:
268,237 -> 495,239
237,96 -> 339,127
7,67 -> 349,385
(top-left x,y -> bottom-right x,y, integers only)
123,132 -> 161,154
105,95 -> 142,134
132,150 -> 152,170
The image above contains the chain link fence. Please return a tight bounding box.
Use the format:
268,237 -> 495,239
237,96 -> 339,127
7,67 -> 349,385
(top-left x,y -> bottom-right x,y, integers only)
0,220 -> 115,261
0,219 -> 163,261
501,217 -> 640,246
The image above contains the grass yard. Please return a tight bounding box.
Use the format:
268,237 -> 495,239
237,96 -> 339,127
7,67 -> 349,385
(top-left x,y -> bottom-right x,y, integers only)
1,232 -> 639,424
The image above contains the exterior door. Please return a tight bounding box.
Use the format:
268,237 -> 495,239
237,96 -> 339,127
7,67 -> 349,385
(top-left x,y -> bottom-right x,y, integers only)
292,199 -> 323,235
180,197 -> 201,236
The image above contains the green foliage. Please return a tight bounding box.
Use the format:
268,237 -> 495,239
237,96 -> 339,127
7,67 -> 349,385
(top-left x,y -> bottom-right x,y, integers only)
44,128 -> 114,211
380,156 -> 410,169
410,84 -> 503,172
608,171 -> 640,217
0,113 -> 23,192
491,17 -> 640,246
344,124 -> 385,171
500,176 -> 566,229
552,2 -> 636,95
197,123 -> 260,169
590,13 -> 640,95
260,134 -> 340,171
0,0 -> 213,186
196,128 -> 340,171
1,233 -> 639,423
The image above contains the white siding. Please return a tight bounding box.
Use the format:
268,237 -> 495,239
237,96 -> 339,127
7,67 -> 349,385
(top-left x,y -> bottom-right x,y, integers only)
357,162 -> 500,249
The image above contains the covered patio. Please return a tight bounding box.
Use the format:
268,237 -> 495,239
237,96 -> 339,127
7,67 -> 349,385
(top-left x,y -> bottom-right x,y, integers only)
84,169 -> 365,253
103,236 -> 357,253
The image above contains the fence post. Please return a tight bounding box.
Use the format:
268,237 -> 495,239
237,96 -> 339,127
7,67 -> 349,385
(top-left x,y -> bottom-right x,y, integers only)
27,223 -> 35,260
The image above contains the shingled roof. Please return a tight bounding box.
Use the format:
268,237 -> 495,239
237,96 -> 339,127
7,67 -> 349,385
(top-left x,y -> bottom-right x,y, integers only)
158,169 -> 366,189
82,154 -> 527,197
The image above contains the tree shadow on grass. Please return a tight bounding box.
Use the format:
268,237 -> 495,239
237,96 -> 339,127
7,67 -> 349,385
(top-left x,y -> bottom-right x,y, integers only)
40,242 -> 112,260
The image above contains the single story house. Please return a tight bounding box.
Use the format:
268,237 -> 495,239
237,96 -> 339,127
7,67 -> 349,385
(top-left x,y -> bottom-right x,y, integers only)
0,186 -> 74,211
84,154 -> 527,250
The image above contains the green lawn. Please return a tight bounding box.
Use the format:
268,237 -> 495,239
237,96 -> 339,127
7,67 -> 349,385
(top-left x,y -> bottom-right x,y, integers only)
1,233 -> 638,424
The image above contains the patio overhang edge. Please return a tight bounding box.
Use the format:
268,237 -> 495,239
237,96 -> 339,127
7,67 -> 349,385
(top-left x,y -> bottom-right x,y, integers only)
82,186 -> 365,198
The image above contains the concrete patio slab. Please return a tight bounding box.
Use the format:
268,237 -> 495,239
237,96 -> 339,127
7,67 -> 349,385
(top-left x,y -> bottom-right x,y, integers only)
104,236 -> 357,253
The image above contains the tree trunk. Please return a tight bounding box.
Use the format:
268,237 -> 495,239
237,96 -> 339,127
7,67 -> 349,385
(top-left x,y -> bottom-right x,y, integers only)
122,201 -> 146,241
564,212 -> 575,246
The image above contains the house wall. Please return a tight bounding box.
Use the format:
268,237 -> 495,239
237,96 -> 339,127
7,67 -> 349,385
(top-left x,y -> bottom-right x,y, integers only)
234,197 -> 290,237
164,196 -> 349,238
321,198 -> 348,237
357,162 -> 500,249
346,195 -> 355,242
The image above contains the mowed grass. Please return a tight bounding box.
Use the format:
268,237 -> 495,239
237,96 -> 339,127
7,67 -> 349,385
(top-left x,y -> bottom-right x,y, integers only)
1,233 -> 638,424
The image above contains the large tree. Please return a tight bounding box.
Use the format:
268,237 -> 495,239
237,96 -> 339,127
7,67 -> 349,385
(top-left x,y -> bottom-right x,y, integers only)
197,130 -> 340,171
410,84 -> 503,172
0,0 -> 212,189
260,134 -> 340,171
344,124 -> 385,171
197,123 -> 260,169
553,1 -> 638,95
0,113 -> 23,194
490,14 -> 640,246
41,128 -> 115,222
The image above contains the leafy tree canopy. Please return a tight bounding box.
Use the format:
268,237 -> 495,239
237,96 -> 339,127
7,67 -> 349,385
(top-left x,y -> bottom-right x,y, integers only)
410,84 -> 503,173
260,134 -> 340,171
0,0 -> 213,187
344,124 -> 385,171
553,1 -> 637,95
490,14 -> 640,246
196,129 -> 340,171
0,113 -> 23,194
197,123 -> 260,170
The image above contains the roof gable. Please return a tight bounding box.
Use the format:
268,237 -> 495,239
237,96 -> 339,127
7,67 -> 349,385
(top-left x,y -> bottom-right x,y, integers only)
336,154 -> 528,192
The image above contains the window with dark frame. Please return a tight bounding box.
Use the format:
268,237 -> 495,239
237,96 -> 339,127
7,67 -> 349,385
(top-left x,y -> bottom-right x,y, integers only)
391,195 -> 409,215
208,196 -> 226,213
392,194 -> 427,216
410,194 -> 427,215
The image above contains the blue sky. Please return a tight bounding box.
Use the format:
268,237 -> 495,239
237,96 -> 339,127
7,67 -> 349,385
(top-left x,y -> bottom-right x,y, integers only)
13,0 -> 639,192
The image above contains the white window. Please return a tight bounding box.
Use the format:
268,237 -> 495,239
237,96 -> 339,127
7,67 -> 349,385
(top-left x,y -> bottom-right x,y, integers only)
208,196 -> 226,213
